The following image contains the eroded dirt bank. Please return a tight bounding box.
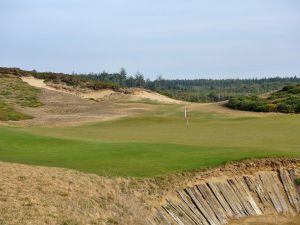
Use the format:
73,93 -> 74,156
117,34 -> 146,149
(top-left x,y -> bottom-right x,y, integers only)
153,159 -> 300,225
1,159 -> 300,225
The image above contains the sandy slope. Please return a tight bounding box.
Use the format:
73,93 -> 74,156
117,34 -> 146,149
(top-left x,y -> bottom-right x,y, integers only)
21,76 -> 61,92
13,88 -> 154,127
21,76 -> 182,104
129,88 -> 182,104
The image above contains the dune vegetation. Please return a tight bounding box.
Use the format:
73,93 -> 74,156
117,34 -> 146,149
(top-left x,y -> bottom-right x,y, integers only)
227,84 -> 300,113
0,74 -> 42,121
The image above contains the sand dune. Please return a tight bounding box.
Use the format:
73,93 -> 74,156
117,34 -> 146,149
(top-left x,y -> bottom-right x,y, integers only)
21,76 -> 182,104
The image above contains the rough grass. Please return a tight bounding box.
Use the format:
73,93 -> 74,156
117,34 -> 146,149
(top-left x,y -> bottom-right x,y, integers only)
0,101 -> 32,121
0,162 -> 149,225
0,75 -> 42,121
1,107 -> 300,177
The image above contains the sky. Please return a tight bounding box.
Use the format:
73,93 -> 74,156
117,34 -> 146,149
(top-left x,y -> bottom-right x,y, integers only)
0,0 -> 299,79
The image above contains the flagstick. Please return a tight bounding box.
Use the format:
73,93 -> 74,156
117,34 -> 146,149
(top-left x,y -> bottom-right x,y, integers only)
186,116 -> 189,129
184,105 -> 189,129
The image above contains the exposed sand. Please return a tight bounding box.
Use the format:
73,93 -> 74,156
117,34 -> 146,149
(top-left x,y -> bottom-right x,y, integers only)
21,76 -> 183,104
21,76 -> 61,92
130,89 -> 182,104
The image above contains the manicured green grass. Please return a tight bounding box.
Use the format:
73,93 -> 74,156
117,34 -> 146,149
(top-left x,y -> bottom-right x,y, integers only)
0,126 -> 299,177
1,108 -> 300,177
25,109 -> 300,151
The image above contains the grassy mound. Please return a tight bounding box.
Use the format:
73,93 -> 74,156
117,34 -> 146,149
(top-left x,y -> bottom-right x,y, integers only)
0,74 -> 42,121
226,84 -> 300,113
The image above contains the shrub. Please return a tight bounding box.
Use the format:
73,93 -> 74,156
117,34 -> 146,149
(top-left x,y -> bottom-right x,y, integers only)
227,84 -> 300,114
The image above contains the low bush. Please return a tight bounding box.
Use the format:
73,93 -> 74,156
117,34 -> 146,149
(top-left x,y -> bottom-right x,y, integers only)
226,84 -> 300,113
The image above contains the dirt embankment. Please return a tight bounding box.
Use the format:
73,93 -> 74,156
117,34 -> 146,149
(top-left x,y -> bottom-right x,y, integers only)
152,159 -> 300,225
1,159 -> 300,225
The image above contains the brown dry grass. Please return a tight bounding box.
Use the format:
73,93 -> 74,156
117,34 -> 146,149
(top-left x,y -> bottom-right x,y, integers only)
0,162 -> 149,225
5,76 -> 182,127
9,88 -> 158,127
229,215 -> 300,225
1,159 -> 300,225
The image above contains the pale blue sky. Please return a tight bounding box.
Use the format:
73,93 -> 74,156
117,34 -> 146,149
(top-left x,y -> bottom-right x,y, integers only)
0,0 -> 299,79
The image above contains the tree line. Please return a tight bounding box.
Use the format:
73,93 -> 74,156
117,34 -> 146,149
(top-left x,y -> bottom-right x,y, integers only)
76,68 -> 300,102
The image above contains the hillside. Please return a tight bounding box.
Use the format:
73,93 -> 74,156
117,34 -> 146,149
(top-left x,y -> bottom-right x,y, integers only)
0,67 -> 120,91
0,73 -> 42,121
226,84 -> 300,113
0,69 -> 181,123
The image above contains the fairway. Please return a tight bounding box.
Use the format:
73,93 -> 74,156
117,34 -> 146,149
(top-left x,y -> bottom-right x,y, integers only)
1,105 -> 300,177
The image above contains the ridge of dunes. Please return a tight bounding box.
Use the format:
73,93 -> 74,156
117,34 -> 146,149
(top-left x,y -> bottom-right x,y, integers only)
21,76 -> 182,104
